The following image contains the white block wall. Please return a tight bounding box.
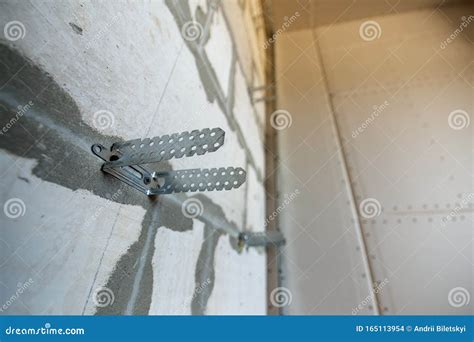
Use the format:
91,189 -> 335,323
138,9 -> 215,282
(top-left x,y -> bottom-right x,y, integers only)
0,0 -> 267,315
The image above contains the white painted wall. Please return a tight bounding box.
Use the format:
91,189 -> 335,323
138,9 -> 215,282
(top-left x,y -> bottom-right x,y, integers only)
275,4 -> 473,315
275,28 -> 376,315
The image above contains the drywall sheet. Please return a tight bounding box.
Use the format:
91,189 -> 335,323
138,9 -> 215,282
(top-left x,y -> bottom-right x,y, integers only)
317,5 -> 473,314
275,3 -> 472,314
275,29 -> 375,315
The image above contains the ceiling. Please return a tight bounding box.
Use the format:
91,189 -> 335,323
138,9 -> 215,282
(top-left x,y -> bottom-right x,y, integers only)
268,0 -> 469,31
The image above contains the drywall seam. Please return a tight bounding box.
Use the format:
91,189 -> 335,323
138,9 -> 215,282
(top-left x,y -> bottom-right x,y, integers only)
310,29 -> 381,315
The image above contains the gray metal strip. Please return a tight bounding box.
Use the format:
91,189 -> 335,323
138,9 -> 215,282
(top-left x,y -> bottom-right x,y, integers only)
241,231 -> 286,247
148,167 -> 246,195
106,127 -> 225,167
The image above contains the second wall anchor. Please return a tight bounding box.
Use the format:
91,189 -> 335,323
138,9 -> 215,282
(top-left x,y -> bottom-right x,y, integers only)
92,127 -> 246,195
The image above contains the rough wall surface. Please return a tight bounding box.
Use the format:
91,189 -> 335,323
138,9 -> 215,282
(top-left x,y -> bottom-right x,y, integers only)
0,0 -> 267,315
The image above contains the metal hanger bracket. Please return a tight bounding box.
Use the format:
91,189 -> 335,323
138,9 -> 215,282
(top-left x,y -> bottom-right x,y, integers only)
92,127 -> 247,196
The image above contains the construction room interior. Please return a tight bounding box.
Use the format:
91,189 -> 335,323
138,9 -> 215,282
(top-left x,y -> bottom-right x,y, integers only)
0,0 -> 472,316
